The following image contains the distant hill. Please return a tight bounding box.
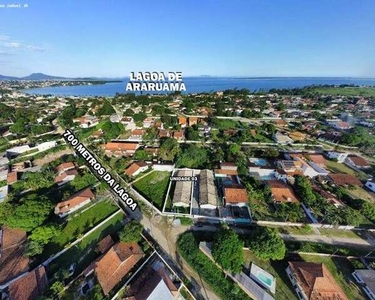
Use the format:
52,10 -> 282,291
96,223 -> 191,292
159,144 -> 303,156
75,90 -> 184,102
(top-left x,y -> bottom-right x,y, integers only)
0,74 -> 20,80
20,73 -> 69,80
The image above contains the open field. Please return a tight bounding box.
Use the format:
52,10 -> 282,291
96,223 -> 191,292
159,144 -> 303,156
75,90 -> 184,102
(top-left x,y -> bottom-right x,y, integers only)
42,199 -> 118,257
243,250 -> 297,300
311,87 -> 375,97
345,186 -> 375,202
325,160 -> 357,175
133,171 -> 170,210
299,254 -> 366,300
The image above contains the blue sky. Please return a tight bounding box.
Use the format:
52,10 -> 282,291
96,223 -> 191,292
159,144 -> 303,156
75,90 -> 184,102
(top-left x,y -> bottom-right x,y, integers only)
0,0 -> 375,77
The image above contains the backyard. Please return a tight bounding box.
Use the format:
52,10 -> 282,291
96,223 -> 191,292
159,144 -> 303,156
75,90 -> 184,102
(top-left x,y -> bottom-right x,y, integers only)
41,199 -> 119,258
299,254 -> 366,300
133,171 -> 171,210
325,159 -> 368,180
243,250 -> 297,300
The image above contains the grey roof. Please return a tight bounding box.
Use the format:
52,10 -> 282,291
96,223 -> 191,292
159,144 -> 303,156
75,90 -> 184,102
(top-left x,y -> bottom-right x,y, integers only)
173,170 -> 192,207
199,170 -> 217,206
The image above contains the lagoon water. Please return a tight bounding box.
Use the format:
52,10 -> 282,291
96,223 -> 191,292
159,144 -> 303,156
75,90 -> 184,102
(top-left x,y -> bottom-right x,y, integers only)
22,77 -> 375,96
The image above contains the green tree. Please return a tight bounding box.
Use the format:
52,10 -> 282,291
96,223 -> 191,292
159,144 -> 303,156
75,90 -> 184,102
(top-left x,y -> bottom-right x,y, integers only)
248,227 -> 286,260
96,99 -> 116,116
176,145 -> 209,168
294,175 -> 316,207
186,126 -> 200,140
119,220 -> 143,243
133,149 -> 152,161
29,224 -> 59,244
212,228 -> 244,273
160,137 -> 179,160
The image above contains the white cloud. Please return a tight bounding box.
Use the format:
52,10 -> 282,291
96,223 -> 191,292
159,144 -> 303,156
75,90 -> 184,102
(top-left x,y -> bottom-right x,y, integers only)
0,34 -> 48,52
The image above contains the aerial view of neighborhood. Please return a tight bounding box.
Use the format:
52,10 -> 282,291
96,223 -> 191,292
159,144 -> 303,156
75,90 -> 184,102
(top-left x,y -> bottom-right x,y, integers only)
1,1 -> 375,300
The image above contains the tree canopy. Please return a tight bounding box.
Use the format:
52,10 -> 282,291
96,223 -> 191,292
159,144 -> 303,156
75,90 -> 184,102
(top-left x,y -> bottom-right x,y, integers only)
212,228 -> 244,273
119,220 -> 143,243
248,227 -> 286,260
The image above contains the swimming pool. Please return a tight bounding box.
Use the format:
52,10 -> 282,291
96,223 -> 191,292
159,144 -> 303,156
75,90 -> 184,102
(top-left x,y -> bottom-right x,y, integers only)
250,263 -> 276,294
250,158 -> 270,167
257,271 -> 273,287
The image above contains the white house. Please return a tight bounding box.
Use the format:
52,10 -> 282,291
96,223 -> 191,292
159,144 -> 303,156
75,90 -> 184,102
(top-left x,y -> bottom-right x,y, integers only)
365,181 -> 375,193
54,188 -> 95,218
325,151 -> 348,163
345,155 -> 370,169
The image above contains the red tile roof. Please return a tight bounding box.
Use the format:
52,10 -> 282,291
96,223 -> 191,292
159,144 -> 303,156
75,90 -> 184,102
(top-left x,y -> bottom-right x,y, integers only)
125,161 -> 148,177
55,188 -> 94,214
56,162 -> 75,174
8,266 -> 48,300
0,226 -> 29,285
96,235 -> 114,254
54,169 -> 78,184
328,174 -> 363,187
288,262 -> 348,300
307,154 -> 326,165
224,185 -> 248,204
95,242 -> 144,295
104,142 -> 139,151
347,155 -> 369,167
7,171 -> 18,185
266,180 -> 299,203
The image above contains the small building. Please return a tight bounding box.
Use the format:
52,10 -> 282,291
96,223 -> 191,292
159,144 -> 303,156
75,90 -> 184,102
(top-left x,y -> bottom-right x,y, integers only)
220,162 -> 238,171
125,161 -> 148,177
325,151 -> 348,163
286,261 -> 348,300
273,131 -> 293,144
328,121 -> 352,131
173,130 -> 184,140
345,155 -> 370,169
178,116 -> 187,128
103,142 -> 139,157
56,162 -> 75,175
223,185 -> 248,206
199,170 -> 218,209
365,180 -> 375,193
73,115 -> 99,128
95,242 -> 144,295
328,174 -> 363,187
54,169 -> 78,186
158,129 -> 170,138
0,166 -> 8,182
7,266 -> 48,300
188,117 -> 198,126
274,119 -> 288,127
172,170 -> 192,208
54,188 -> 95,218
306,154 -> 326,167
7,171 -> 18,185
96,235 -> 114,254
266,180 -> 299,204
131,129 -> 145,139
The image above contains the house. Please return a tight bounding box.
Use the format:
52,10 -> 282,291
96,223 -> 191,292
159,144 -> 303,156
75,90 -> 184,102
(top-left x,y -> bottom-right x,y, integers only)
173,130 -> 184,140
365,180 -> 375,193
248,157 -> 275,180
124,265 -> 178,300
54,188 -> 95,217
178,116 -> 187,128
306,154 -> 326,167
73,115 -> 99,128
289,131 -> 306,141
223,185 -> 248,206
345,155 -> 370,169
55,169 -> 78,186
286,261 -> 348,300
125,161 -> 148,177
325,151 -> 348,163
96,235 -> 114,254
188,117 -> 198,126
131,129 -> 145,139
273,131 -> 293,144
328,174 -> 363,187
6,145 -> 31,159
0,226 -> 29,286
6,171 -> 18,185
158,129 -> 170,138
144,147 -> 160,157
95,242 -> 144,295
199,170 -> 218,209
103,142 -> 139,157
56,162 -> 75,174
328,121 -> 352,131
352,269 -> 375,300
274,119 -> 288,127
266,180 -> 299,203
143,117 -> 155,128
7,266 -> 48,300
173,170 -> 192,208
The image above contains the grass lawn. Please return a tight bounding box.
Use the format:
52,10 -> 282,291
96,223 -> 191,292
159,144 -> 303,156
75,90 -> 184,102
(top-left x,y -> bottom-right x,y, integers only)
276,225 -> 313,235
345,186 -> 375,202
300,254 -> 366,300
42,199 -> 118,258
47,212 -> 124,277
133,171 -> 170,210
243,250 -> 297,300
311,87 -> 375,97
319,228 -> 361,239
325,159 -> 357,175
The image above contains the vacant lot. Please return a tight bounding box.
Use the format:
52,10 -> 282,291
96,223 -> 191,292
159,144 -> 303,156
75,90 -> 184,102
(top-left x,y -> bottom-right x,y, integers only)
325,160 -> 357,175
243,250 -> 297,300
345,186 -> 375,202
312,87 -> 375,97
42,199 -> 118,257
133,171 -> 171,210
300,254 -> 366,300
